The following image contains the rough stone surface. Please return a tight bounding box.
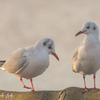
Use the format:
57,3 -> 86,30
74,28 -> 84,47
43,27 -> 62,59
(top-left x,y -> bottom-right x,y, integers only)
0,87 -> 100,100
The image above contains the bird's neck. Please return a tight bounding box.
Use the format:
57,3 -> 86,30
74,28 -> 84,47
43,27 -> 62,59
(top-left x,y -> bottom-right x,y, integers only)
34,44 -> 49,61
83,32 -> 99,47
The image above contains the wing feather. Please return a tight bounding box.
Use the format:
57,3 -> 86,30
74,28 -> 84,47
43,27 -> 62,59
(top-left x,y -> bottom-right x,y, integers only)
2,48 -> 29,73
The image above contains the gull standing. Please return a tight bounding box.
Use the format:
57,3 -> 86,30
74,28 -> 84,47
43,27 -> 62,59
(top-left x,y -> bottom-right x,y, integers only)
72,22 -> 100,93
0,38 -> 59,91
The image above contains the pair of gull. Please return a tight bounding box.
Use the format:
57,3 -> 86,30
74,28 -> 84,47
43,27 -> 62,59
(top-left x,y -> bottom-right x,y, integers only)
0,21 -> 99,93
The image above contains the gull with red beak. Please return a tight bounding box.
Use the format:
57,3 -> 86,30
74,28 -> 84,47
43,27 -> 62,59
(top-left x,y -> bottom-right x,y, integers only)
72,22 -> 100,93
0,38 -> 59,91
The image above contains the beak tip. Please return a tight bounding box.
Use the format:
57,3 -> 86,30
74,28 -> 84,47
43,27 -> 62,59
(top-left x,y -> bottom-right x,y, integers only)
52,52 -> 59,61
57,57 -> 59,61
75,34 -> 77,37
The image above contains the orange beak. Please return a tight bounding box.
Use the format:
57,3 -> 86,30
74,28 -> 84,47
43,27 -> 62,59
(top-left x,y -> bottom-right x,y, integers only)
52,52 -> 59,61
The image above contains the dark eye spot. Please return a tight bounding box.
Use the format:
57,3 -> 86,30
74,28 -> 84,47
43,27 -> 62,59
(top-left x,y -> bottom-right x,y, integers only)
43,42 -> 46,46
87,26 -> 90,29
48,45 -> 52,49
93,27 -> 96,30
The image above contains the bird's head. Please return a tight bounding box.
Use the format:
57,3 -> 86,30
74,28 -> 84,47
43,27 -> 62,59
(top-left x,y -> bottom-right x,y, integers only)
35,38 -> 59,61
75,22 -> 99,37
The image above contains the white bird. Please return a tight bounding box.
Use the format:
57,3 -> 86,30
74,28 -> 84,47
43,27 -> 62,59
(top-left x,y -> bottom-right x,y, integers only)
72,22 -> 100,93
0,38 -> 59,91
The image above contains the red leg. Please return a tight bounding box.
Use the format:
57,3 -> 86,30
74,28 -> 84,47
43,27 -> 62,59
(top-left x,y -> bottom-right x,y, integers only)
93,74 -> 99,89
30,79 -> 35,91
82,74 -> 89,93
20,78 -> 31,89
93,74 -> 96,89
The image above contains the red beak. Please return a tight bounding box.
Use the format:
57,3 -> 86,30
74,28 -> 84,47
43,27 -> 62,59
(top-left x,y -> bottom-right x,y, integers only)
52,52 -> 59,61
75,30 -> 86,37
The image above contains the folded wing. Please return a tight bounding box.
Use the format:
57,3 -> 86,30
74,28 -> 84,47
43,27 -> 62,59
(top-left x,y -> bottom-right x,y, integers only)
1,48 -> 29,74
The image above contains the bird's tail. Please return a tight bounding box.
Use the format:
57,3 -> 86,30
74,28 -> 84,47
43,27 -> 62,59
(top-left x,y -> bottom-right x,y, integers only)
0,60 -> 6,70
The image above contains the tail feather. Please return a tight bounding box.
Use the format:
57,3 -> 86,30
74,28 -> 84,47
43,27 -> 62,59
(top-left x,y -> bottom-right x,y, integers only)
0,60 -> 6,70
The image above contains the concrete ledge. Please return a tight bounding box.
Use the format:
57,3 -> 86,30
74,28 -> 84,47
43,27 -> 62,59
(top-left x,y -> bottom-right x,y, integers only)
0,87 -> 100,100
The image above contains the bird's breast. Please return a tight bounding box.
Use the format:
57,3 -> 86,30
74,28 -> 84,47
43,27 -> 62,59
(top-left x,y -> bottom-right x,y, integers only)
16,52 -> 50,79
27,53 -> 49,78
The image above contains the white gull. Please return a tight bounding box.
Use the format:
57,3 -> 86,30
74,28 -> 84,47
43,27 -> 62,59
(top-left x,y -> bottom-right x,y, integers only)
0,38 -> 59,91
72,22 -> 100,92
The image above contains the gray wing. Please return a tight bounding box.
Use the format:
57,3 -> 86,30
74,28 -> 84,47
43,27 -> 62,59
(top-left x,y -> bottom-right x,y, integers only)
0,61 -> 6,71
0,61 -> 5,67
2,48 -> 29,74
72,47 -> 79,62
72,47 -> 79,72
72,41 -> 83,62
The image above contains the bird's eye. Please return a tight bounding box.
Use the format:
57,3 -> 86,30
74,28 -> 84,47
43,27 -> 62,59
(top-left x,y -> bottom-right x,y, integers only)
87,26 -> 90,29
48,46 -> 52,49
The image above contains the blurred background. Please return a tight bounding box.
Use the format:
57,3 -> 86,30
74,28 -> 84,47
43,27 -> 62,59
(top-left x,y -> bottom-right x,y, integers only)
0,0 -> 100,91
